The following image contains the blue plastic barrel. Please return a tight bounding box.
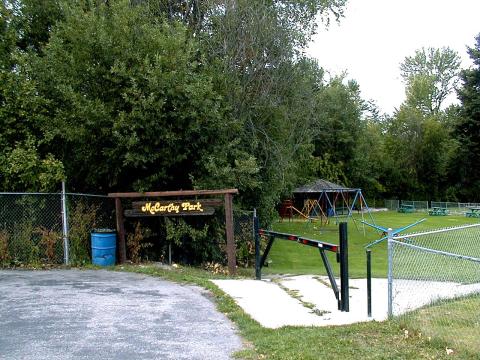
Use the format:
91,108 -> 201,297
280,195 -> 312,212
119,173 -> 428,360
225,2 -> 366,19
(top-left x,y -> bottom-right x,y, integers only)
91,230 -> 117,266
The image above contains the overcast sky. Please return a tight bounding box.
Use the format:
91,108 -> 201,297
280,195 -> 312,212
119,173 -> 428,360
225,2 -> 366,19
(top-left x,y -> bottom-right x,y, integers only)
307,0 -> 480,115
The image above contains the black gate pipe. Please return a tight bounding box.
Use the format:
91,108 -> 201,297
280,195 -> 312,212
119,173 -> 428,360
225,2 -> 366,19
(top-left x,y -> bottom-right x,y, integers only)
319,247 -> 341,309
339,222 -> 349,312
259,236 -> 275,270
254,227 -> 349,310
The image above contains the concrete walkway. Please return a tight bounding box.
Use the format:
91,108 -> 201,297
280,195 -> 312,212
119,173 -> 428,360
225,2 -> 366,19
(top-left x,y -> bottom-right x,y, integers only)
213,275 -> 480,328
213,276 -> 383,328
0,270 -> 243,360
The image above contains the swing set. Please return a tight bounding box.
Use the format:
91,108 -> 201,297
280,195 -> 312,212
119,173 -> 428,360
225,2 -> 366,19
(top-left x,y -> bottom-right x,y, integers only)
281,179 -> 376,232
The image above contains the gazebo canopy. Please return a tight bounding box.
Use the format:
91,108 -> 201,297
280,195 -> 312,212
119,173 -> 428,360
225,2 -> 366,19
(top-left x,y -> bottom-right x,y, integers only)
293,179 -> 359,194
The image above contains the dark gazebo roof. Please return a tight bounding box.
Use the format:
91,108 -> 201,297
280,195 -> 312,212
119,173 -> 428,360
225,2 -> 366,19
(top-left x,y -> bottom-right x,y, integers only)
293,179 -> 358,194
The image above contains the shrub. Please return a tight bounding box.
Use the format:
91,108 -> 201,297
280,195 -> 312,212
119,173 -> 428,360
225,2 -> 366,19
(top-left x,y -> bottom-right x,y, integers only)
11,221 -> 39,265
68,200 -> 99,265
127,221 -> 152,264
35,226 -> 62,263
0,230 -> 10,266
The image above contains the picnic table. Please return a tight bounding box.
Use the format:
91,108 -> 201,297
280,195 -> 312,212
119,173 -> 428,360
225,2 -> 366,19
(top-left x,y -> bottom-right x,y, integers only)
398,204 -> 415,213
429,207 -> 449,216
465,207 -> 480,218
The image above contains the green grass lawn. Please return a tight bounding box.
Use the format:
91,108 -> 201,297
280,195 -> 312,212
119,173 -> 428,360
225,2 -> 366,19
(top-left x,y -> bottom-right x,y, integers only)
400,294 -> 480,356
263,211 -> 479,278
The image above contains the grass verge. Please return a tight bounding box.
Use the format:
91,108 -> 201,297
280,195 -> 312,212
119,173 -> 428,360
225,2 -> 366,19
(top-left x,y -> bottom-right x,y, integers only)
115,263 -> 475,359
399,294 -> 480,356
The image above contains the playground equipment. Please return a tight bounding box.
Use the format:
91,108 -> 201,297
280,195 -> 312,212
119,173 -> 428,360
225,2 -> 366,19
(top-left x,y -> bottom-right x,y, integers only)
289,179 -> 376,232
279,199 -> 324,223
254,215 -> 350,312
300,199 -> 328,222
290,205 -> 316,220
279,199 -> 326,221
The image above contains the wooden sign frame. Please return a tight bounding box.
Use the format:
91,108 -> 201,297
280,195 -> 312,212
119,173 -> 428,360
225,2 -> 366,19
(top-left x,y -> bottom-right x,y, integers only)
108,189 -> 238,275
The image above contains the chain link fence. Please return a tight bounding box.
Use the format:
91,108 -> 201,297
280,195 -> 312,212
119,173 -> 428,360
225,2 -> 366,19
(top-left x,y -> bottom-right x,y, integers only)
385,199 -> 480,214
0,192 -> 114,267
384,200 -> 399,211
0,191 -> 254,268
66,194 -> 115,265
399,200 -> 429,211
233,210 -> 254,268
0,193 -> 63,265
431,201 -> 480,215
389,224 -> 480,352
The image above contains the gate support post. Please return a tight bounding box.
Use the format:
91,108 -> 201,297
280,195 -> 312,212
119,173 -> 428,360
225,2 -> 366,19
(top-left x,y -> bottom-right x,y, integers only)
254,209 -> 261,280
225,193 -> 236,275
339,222 -> 349,312
115,198 -> 127,264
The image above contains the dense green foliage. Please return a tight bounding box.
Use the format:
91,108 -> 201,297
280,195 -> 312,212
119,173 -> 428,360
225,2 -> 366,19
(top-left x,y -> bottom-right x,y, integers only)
0,0 -> 349,209
451,35 -> 480,200
1,1 -> 480,263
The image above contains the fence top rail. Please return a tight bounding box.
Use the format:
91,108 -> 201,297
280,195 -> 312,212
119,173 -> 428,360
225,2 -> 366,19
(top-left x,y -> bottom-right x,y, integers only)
390,239 -> 480,264
66,193 -> 110,198
108,189 -> 239,198
393,223 -> 480,241
0,192 -> 110,198
0,192 -> 60,195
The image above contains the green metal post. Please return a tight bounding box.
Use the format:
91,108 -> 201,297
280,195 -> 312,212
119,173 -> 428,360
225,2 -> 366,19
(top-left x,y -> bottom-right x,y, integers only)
367,249 -> 372,317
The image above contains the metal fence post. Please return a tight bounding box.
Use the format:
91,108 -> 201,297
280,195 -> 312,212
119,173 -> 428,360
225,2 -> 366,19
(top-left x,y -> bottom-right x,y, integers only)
387,228 -> 393,318
254,209 -> 261,280
61,181 -> 70,265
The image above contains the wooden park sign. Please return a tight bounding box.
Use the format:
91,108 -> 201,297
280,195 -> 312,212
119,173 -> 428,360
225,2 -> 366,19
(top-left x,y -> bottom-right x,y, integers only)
108,189 -> 238,275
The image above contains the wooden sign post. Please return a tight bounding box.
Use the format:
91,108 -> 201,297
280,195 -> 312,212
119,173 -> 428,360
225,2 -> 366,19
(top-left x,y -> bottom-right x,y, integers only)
108,189 -> 239,275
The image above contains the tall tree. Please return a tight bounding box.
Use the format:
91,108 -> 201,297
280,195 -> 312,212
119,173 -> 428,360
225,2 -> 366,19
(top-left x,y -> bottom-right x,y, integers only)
193,0 -> 347,218
451,34 -> 480,200
20,0 -> 231,193
312,77 -> 363,184
4,0 -> 63,54
349,110 -> 387,197
381,47 -> 462,199
0,1 -> 64,191
383,106 -> 424,198
384,104 -> 458,200
0,2 -> 15,69
400,47 -> 461,114
0,0 -> 349,217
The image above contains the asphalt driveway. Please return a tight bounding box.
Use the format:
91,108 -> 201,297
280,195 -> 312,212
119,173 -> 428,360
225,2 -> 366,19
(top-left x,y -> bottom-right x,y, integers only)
0,269 -> 243,360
